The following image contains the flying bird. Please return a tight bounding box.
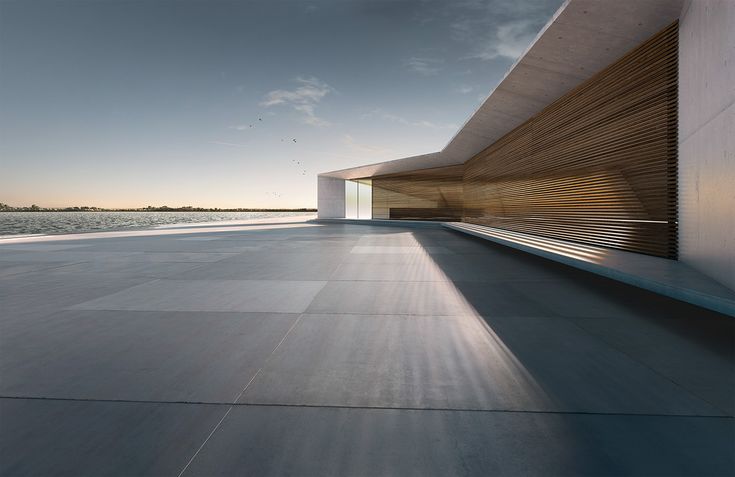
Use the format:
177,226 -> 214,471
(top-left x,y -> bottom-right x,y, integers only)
292,138 -> 296,143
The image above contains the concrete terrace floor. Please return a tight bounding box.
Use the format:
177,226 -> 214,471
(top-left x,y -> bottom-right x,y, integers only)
0,217 -> 733,476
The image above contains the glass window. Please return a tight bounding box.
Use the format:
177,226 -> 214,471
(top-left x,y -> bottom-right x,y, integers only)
345,180 -> 358,218
357,179 -> 372,219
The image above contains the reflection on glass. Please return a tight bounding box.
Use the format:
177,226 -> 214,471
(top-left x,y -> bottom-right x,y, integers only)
357,179 -> 372,219
345,179 -> 372,219
345,180 -> 358,218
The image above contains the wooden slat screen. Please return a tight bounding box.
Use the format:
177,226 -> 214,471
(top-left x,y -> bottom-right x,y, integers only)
463,22 -> 678,258
372,165 -> 464,221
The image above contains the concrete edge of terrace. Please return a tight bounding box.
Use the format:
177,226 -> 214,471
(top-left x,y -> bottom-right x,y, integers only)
311,218 -> 735,317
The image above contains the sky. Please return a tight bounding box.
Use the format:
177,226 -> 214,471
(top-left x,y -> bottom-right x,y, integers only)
0,0 -> 563,209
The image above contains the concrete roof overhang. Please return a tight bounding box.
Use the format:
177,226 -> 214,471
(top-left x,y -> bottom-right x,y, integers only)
320,0 -> 683,180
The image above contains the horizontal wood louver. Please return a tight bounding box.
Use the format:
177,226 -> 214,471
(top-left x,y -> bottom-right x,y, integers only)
463,21 -> 678,258
371,165 -> 464,221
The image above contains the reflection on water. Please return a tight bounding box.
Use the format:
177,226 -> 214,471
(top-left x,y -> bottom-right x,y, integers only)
0,211 -> 310,236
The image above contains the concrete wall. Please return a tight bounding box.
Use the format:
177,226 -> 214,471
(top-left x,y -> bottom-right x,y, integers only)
678,0 -> 735,290
317,176 -> 345,218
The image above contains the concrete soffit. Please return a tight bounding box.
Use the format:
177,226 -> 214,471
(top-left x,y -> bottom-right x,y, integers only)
321,0 -> 684,180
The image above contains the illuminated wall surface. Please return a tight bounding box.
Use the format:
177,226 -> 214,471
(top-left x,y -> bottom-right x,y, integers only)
357,179 -> 373,219
345,179 -> 372,219
368,22 -> 679,259
345,180 -> 358,219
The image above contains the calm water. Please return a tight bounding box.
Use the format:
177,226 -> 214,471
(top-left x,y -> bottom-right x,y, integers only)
0,211 -> 313,236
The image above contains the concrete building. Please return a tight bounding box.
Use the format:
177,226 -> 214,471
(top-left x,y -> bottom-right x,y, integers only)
318,0 -> 735,316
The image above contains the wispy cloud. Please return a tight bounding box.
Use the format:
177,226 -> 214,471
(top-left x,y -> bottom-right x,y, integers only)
209,141 -> 249,148
341,134 -> 396,157
453,84 -> 474,94
444,0 -> 557,62
260,76 -> 334,127
294,104 -> 329,127
404,56 -> 444,76
364,109 -> 457,130
463,19 -> 539,61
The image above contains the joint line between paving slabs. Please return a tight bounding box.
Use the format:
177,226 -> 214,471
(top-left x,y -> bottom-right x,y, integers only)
176,312 -> 305,477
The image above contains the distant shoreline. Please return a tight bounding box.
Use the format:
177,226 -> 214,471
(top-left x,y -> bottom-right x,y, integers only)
0,207 -> 316,213
0,209 -> 317,236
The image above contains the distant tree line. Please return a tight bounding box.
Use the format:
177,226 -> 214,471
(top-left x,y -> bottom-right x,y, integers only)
0,203 -> 316,213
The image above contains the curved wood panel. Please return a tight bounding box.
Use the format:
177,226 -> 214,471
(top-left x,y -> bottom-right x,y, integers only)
463,22 -> 678,258
366,23 -> 678,258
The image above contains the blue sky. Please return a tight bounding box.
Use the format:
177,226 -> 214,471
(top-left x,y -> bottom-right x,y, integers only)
0,0 -> 563,208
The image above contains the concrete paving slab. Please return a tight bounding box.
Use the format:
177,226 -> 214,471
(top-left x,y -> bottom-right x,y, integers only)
177,236 -> 223,241
49,260 -> 207,278
476,315 -> 725,415
109,252 -> 237,263
0,250 -> 235,263
429,251 -> 576,282
242,313 -> 722,415
437,281 -> 557,317
0,243 -> 91,251
354,233 -> 425,246
571,316 -> 735,415
241,313 -> 550,410
330,260 -> 449,281
0,250 -> 140,262
356,231 -> 507,255
340,251 -> 439,265
0,310 -> 299,402
76,238 -> 231,252
209,244 -> 269,253
174,259 -> 339,281
306,281 -> 473,316
0,261 -> 80,278
228,244 -> 354,259
0,398 -> 225,477
425,238 -> 513,254
71,279 -> 326,313
0,271 -> 152,320
507,278 -> 712,319
179,252 -> 344,280
350,245 -> 452,254
183,405 -> 735,477
1,220 -> 732,475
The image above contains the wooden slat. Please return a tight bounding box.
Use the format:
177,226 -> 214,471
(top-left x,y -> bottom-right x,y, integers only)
463,21 -> 678,258
366,22 -> 678,258
372,165 -> 464,221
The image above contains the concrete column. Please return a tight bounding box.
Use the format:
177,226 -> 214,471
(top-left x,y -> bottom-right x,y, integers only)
678,0 -> 735,290
317,175 -> 345,218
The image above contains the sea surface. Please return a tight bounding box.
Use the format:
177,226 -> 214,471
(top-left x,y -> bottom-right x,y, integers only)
0,211 -> 313,236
